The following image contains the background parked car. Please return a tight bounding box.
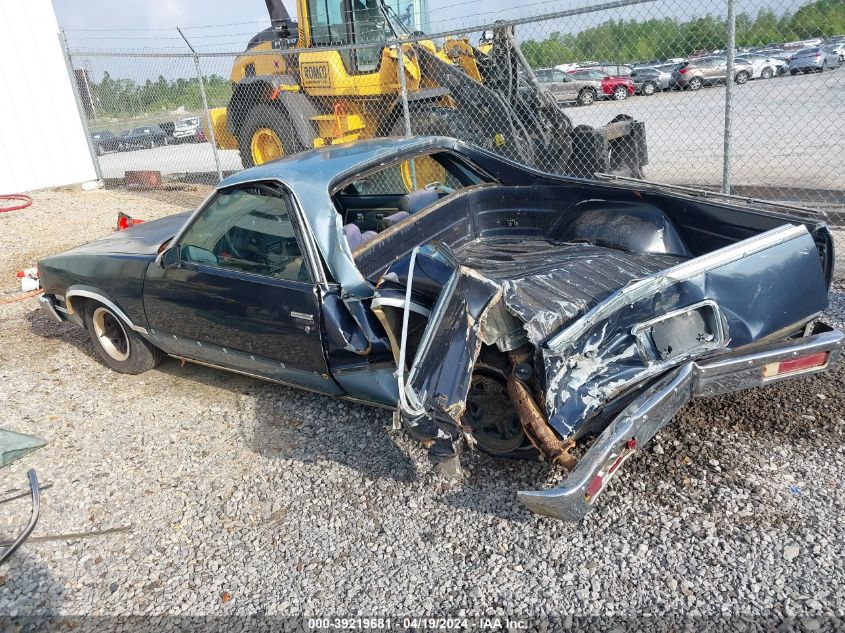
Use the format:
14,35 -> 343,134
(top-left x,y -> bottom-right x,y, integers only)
671,56 -> 753,90
172,117 -> 204,143
579,61 -> 633,76
735,54 -> 786,79
118,125 -> 168,151
788,46 -> 841,73
822,42 -> 845,62
629,66 -> 671,94
567,69 -> 634,100
535,67 -> 600,105
90,130 -> 121,156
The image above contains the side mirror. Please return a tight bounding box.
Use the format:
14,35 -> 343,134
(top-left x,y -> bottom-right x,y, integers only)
157,245 -> 180,269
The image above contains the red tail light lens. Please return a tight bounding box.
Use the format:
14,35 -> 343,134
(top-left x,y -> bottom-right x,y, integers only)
762,352 -> 828,378
679,67 -> 688,74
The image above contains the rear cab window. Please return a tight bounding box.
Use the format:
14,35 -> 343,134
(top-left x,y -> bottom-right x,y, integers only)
333,151 -> 492,244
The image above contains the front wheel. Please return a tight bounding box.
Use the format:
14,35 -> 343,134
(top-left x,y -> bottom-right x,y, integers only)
761,66 -> 774,79
612,85 -> 629,100
84,303 -> 163,374
735,71 -> 749,84
641,81 -> 656,96
237,103 -> 301,169
577,88 -> 596,106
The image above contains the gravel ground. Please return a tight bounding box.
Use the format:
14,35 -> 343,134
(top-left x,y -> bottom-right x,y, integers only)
1,189 -> 844,627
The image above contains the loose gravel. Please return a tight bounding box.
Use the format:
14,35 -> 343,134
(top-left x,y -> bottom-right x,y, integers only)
1,188 -> 844,625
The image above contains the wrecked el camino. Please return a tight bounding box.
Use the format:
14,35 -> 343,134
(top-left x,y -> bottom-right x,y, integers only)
38,137 -> 842,521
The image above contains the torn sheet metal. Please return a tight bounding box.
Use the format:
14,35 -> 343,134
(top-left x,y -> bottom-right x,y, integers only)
405,265 -> 501,421
455,238 -> 683,344
540,224 -> 829,439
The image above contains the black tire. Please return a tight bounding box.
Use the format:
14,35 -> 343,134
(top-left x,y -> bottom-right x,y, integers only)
462,364 -> 537,460
612,84 -> 629,100
389,107 -> 449,137
790,68 -> 798,76
577,87 -> 596,106
688,76 -> 703,90
237,103 -> 302,169
641,81 -> 656,96
735,70 -> 749,84
761,66 -> 774,79
84,302 -> 163,374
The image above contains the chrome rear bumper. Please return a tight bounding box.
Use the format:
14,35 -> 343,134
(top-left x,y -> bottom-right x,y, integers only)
519,324 -> 843,522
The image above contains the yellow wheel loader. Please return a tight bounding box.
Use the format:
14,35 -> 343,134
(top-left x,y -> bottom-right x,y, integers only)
208,0 -> 647,178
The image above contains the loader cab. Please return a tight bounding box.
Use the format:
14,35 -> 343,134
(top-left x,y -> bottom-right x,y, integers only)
306,0 -> 398,73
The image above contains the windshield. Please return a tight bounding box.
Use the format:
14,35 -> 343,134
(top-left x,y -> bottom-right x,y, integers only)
382,1 -> 410,35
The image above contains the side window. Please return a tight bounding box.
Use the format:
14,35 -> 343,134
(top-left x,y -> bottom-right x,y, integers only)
351,0 -> 389,72
179,185 -> 312,282
308,0 -> 349,45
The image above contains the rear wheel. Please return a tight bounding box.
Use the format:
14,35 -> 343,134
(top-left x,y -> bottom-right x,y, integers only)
612,85 -> 629,100
237,103 -> 301,169
462,365 -> 535,459
84,303 -> 163,374
641,81 -> 656,96
761,66 -> 774,79
735,70 -> 749,84
577,87 -> 596,106
688,76 -> 703,90
790,68 -> 799,75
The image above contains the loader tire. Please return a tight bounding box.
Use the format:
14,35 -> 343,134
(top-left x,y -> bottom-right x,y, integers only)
238,104 -> 301,169
390,106 -> 465,138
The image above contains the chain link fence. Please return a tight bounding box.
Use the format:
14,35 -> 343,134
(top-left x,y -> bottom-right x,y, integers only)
61,0 -> 845,274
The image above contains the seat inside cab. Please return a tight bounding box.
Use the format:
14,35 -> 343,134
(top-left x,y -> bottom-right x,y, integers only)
332,152 -> 489,250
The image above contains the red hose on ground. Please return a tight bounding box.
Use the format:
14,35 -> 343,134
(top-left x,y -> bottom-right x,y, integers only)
0,194 -> 33,213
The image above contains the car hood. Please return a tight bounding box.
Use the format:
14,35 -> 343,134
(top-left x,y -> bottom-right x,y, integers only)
62,211 -> 191,257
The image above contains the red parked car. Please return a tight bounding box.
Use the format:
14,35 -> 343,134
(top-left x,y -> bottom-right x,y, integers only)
567,69 -> 635,100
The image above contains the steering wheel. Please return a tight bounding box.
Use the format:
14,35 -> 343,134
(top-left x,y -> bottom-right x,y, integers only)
220,229 -> 245,260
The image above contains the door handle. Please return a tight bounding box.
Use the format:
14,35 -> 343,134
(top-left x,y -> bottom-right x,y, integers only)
290,311 -> 315,324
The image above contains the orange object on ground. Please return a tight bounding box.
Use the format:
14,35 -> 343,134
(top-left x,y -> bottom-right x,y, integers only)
124,170 -> 161,189
117,212 -> 145,231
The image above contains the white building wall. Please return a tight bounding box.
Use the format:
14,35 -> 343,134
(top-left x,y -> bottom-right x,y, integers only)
0,0 -> 97,194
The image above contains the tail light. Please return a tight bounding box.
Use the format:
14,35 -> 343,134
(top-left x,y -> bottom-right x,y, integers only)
762,352 -> 828,378
679,67 -> 689,74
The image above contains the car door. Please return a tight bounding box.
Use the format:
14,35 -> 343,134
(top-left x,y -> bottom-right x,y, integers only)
143,182 -> 342,395
544,70 -> 577,101
555,70 -> 581,101
710,57 -> 728,81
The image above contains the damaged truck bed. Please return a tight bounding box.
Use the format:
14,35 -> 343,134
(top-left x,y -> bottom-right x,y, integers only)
38,137 -> 842,521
